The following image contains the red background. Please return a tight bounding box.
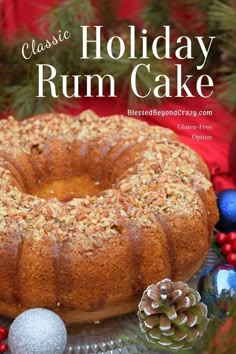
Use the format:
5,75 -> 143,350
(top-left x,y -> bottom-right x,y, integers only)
1,0 -> 236,192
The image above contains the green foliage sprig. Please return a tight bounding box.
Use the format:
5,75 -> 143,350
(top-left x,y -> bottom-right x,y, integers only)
209,0 -> 236,109
142,0 -> 236,111
0,0 -> 168,120
0,0 -> 235,119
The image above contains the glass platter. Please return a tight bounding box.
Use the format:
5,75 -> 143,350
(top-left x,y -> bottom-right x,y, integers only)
0,247 -> 220,354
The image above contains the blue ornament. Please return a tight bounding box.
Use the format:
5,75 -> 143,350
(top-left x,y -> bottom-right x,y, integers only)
198,264 -> 236,318
8,308 -> 67,354
216,189 -> 236,233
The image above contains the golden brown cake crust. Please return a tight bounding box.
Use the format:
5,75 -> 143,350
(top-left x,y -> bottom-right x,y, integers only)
0,111 -> 218,324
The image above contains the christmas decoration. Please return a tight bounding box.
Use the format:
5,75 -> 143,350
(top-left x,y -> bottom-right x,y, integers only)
215,232 -> 227,245
0,343 -> 8,353
0,326 -> 8,353
226,252 -> 236,266
233,240 -> 236,251
0,0 -> 167,119
0,0 -> 236,118
123,298 -> 236,353
226,232 -> 236,243
142,0 -> 236,111
138,278 -> 209,351
198,264 -> 236,318
8,308 -> 67,354
215,231 -> 236,265
216,189 -> 236,233
221,243 -> 232,256
0,326 -> 8,342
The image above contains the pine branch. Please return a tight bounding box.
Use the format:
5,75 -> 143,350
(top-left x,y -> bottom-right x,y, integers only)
209,0 -> 236,31
184,0 -> 214,13
44,0 -> 96,36
142,0 -> 236,110
0,0 -> 173,119
208,0 -> 236,109
218,72 -> 236,111
1,0 -> 236,118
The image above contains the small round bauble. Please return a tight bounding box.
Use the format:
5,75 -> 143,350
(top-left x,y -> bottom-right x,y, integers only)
8,308 -> 67,354
216,189 -> 236,233
198,264 -> 236,318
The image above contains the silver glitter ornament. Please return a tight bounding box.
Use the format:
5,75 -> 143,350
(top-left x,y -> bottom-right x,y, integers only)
8,308 -> 67,354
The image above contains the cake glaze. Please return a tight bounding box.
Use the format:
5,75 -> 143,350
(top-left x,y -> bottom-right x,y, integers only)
0,110 -> 218,324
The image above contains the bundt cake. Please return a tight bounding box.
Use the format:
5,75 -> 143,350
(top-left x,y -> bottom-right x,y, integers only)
0,110 -> 218,324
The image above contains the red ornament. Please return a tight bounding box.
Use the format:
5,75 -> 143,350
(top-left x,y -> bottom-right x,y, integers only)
0,327 -> 8,341
215,231 -> 236,266
0,343 -> 8,353
216,232 -> 227,245
0,326 -> 8,353
221,243 -> 233,256
232,240 -> 236,252
226,252 -> 236,266
226,232 -> 236,244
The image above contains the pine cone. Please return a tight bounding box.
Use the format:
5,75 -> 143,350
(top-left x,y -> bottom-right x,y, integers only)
138,279 -> 209,351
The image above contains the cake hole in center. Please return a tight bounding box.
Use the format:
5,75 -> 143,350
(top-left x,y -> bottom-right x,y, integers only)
16,141 -> 115,202
31,175 -> 104,202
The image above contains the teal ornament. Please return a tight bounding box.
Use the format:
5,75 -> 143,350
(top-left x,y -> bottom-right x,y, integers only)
198,264 -> 236,318
216,189 -> 236,233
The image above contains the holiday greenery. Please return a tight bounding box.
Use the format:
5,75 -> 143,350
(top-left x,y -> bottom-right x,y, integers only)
0,0 -> 235,119
142,0 -> 236,110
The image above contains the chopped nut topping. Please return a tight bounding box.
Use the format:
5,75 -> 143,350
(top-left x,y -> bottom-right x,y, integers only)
0,110 -> 212,249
